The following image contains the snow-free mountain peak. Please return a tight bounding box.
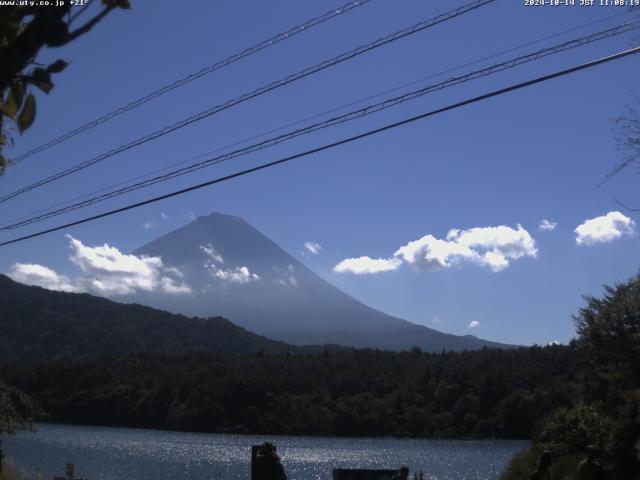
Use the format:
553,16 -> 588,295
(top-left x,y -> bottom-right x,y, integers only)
131,212 -> 514,351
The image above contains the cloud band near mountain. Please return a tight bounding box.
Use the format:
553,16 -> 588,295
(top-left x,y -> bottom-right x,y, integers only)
334,224 -> 537,275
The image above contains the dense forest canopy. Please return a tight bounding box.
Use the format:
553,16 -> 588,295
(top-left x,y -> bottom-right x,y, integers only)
0,346 -> 578,439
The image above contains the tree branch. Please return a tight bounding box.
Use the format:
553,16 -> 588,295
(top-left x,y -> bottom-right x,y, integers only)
69,2 -> 92,26
67,5 -> 115,42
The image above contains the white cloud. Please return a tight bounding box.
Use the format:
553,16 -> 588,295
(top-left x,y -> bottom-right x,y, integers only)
160,212 -> 168,220
159,277 -> 191,294
200,243 -> 224,264
451,224 -> 537,272
69,235 -> 159,277
7,238 -> 191,297
163,266 -> 184,278
336,224 -> 537,275
538,219 -> 557,231
66,235 -> 190,295
548,340 -> 561,346
575,211 -> 636,246
480,250 -> 509,272
200,243 -> 259,286
8,263 -> 81,293
432,316 -> 442,325
142,222 -> 156,230
304,241 -> 322,255
395,234 -> 476,271
334,256 -> 401,275
187,211 -> 196,221
275,264 -> 298,287
468,320 -> 480,329
212,266 -> 260,284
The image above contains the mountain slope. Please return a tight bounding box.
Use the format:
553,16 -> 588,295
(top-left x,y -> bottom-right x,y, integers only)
0,274 -> 300,362
131,212 -> 514,351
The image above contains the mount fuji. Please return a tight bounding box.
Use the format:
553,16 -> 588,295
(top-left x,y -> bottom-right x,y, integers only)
128,212 -> 514,351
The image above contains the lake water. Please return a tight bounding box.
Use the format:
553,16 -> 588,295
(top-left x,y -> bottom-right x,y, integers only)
1,423 -> 528,480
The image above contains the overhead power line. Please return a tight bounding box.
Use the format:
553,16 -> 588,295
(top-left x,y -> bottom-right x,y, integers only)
10,0 -> 373,164
0,0 -> 497,205
1,10 -> 631,231
1,45 -> 638,248
2,19 -> 638,231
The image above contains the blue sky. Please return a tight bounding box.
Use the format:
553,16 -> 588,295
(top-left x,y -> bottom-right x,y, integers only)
1,0 -> 639,346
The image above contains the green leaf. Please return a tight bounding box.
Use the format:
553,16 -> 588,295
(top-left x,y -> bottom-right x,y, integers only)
1,99 -> 17,119
46,59 -> 69,74
33,79 -> 54,94
17,94 -> 36,133
30,68 -> 53,94
10,83 -> 24,109
1,84 -> 24,118
0,102 -> 14,118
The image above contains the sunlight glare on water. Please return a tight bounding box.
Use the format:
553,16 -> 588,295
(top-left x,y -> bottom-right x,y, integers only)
1,424 -> 528,480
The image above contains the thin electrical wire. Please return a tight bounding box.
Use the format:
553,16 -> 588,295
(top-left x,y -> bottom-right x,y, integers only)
3,19 -> 638,231
11,0 -> 373,164
1,45 -> 638,248
1,9 -> 631,230
0,0 -> 497,205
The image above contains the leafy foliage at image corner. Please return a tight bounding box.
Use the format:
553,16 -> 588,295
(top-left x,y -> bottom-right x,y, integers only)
0,0 -> 131,173
501,273 -> 640,479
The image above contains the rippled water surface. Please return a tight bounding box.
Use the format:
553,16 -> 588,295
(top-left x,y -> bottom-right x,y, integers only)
2,423 -> 528,480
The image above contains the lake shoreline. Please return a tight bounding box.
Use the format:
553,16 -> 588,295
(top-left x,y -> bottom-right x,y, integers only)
26,420 -> 531,442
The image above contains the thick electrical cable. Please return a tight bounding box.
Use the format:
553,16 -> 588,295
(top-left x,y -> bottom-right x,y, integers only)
1,45 -> 637,248
1,9 -> 630,230
3,19 -> 638,230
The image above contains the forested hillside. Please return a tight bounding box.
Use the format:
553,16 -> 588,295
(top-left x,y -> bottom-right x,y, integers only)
0,274 -> 302,360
